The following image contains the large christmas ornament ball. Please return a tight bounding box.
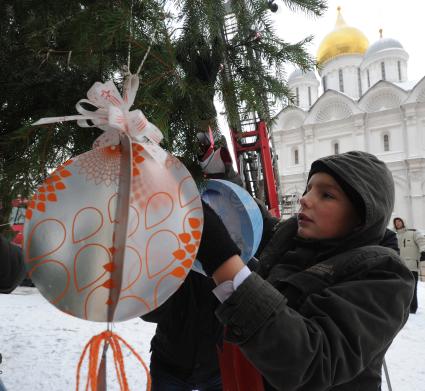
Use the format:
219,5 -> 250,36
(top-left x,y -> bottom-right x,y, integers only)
24,141 -> 203,322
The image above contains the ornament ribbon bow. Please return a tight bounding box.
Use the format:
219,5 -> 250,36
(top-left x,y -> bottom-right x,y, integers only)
33,74 -> 163,147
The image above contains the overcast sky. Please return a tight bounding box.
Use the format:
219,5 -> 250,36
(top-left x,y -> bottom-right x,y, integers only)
271,0 -> 424,81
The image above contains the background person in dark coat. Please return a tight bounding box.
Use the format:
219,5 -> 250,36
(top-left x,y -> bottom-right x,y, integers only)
0,234 -> 25,294
1,234 -> 26,391
197,151 -> 414,391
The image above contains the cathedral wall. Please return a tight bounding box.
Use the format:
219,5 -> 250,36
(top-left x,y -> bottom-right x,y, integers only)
390,163 -> 412,227
315,128 -> 354,156
367,62 -> 383,87
321,56 -> 362,99
274,129 -> 304,177
275,106 -> 425,228
385,59 -> 403,83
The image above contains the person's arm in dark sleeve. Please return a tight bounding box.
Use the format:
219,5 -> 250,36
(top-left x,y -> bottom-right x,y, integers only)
141,271 -> 195,323
0,235 -> 26,293
141,296 -> 173,323
380,228 -> 400,254
141,280 -> 185,323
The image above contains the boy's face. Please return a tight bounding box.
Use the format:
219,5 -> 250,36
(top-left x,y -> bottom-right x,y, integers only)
297,172 -> 361,240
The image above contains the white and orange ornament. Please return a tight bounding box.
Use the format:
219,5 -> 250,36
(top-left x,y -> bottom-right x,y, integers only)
24,74 -> 203,323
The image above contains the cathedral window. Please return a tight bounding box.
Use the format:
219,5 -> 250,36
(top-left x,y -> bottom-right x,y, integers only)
333,142 -> 339,155
357,68 -> 362,96
294,148 -> 299,165
383,133 -> 390,152
323,76 -> 327,92
367,69 -> 371,88
381,62 -> 386,81
397,61 -> 402,81
295,87 -> 299,106
308,86 -> 312,107
338,69 -> 344,92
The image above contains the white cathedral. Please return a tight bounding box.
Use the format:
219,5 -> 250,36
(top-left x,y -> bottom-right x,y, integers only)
272,7 -> 425,229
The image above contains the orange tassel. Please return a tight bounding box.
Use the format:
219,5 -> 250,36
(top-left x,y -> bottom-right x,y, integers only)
76,330 -> 151,391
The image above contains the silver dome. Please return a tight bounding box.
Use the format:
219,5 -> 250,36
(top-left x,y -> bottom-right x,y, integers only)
364,37 -> 404,58
288,69 -> 318,84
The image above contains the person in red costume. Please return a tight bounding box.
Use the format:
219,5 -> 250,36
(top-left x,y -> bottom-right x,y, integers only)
196,131 -> 243,187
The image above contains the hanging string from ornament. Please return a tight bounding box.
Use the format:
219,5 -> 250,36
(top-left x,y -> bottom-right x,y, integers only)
136,30 -> 157,76
125,0 -> 158,78
76,330 -> 151,391
127,0 -> 134,73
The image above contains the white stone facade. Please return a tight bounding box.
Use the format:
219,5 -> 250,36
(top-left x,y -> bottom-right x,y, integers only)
272,43 -> 425,229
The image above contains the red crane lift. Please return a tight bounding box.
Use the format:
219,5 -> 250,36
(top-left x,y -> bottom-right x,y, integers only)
230,120 -> 280,217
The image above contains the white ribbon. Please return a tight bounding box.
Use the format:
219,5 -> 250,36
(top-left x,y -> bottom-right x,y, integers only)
33,74 -> 164,148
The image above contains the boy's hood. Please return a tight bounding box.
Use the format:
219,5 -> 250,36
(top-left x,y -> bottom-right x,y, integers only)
308,151 -> 395,249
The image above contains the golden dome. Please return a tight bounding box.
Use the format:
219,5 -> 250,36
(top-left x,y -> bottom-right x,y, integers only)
317,7 -> 369,66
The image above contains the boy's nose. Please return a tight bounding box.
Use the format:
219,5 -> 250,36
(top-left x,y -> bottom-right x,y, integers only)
299,195 -> 310,208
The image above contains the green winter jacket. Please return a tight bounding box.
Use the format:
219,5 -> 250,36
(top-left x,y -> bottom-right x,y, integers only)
216,151 -> 414,391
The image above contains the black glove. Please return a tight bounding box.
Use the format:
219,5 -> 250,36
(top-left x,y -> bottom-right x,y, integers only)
197,201 -> 241,276
420,252 -> 425,262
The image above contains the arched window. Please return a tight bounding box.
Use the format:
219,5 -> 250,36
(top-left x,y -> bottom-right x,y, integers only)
381,62 -> 386,81
397,61 -> 402,81
338,69 -> 344,92
294,148 -> 299,165
333,142 -> 339,155
357,68 -> 362,96
383,133 -> 390,152
367,69 -> 371,88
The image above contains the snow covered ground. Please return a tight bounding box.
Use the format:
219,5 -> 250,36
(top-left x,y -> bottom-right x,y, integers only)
1,282 -> 425,390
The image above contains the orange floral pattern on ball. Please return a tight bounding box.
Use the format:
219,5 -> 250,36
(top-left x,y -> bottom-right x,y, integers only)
169,218 -> 201,275
76,145 -> 121,186
26,160 -> 73,220
132,143 -> 145,177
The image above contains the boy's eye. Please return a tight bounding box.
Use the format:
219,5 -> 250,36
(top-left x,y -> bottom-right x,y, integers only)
323,192 -> 335,199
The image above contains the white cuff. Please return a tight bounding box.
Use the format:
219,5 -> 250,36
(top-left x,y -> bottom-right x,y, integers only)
212,266 -> 251,303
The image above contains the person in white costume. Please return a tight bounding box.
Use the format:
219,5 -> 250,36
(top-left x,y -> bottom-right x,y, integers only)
393,217 -> 425,313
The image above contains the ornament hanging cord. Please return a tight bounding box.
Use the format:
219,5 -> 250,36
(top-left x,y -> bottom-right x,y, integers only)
126,0 -> 134,73
135,34 -> 156,76
126,0 -> 158,77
